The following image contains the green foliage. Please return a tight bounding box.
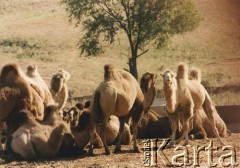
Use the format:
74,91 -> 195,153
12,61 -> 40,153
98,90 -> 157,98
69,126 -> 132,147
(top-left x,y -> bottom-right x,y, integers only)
61,0 -> 200,78
0,37 -> 53,62
62,0 -> 200,56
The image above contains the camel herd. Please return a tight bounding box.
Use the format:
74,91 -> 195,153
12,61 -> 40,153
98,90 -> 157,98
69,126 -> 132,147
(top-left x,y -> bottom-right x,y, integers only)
0,62 -> 231,159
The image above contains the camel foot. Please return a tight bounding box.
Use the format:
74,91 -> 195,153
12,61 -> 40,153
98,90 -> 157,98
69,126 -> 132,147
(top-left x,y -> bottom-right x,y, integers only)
133,146 -> 141,153
114,147 -> 122,153
166,143 -> 175,149
105,149 -> 111,155
88,148 -> 93,156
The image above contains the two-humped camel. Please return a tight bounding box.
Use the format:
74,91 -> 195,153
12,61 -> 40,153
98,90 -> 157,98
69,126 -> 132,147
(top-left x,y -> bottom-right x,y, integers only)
161,63 -> 229,147
11,105 -> 74,160
0,64 -> 49,150
89,64 -> 156,155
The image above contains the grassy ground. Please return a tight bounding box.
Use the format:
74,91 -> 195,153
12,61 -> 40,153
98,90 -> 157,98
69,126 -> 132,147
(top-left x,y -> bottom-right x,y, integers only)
0,0 -> 240,105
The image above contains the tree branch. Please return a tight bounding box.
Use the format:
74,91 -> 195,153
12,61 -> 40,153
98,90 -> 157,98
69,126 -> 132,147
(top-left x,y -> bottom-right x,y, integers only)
137,49 -> 149,58
95,1 -> 128,33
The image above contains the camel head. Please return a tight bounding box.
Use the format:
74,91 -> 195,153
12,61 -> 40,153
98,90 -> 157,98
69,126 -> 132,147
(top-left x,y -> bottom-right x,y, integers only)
18,109 -> 36,126
50,69 -> 70,93
140,72 -> 157,113
161,70 -> 176,85
43,105 -> 61,123
67,106 -> 81,127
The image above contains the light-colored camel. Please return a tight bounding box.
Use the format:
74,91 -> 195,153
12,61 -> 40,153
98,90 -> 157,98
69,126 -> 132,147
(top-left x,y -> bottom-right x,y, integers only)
161,63 -> 229,147
188,68 -> 231,139
0,63 -> 45,150
11,105 -> 75,160
89,64 -> 156,155
72,109 -> 131,150
50,69 -> 70,112
26,65 -> 54,106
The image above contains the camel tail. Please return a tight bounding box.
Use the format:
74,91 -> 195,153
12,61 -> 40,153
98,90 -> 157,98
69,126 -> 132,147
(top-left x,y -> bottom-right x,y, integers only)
104,64 -> 114,81
93,90 -> 103,124
189,67 -> 201,82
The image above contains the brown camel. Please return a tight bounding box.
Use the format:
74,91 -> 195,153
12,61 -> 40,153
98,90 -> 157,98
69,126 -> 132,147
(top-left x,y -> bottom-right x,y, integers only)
89,65 -> 156,155
0,63 -> 46,150
161,63 -> 229,147
11,105 -> 75,160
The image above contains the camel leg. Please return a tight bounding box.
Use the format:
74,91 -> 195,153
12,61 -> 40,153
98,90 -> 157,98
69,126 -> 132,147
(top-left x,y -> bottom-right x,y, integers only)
0,122 -> 4,150
88,122 -> 99,155
203,94 -> 225,145
131,120 -> 141,153
176,118 -> 190,145
100,117 -> 110,155
166,112 -> 178,148
114,117 -> 126,153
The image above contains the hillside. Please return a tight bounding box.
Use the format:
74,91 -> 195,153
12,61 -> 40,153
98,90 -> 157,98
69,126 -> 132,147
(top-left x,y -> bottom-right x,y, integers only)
0,0 -> 240,105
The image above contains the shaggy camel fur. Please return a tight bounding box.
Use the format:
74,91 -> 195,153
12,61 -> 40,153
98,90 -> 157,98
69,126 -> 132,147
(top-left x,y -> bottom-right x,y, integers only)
50,69 -> 70,111
89,65 -> 156,155
0,63 -> 46,150
26,65 -> 54,106
161,63 -> 228,147
11,105 -> 75,160
72,109 -> 131,150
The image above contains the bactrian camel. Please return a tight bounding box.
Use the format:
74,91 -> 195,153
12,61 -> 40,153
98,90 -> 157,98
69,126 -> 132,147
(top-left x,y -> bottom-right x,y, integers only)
0,64 -> 47,150
161,63 -> 229,147
11,105 -> 75,160
89,65 -> 156,155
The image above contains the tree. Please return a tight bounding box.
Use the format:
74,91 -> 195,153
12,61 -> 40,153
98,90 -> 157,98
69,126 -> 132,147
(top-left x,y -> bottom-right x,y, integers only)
61,0 -> 200,79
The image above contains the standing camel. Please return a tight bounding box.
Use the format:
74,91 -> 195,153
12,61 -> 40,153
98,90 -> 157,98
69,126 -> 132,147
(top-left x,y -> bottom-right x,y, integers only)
161,63 -> 227,147
89,65 -> 156,155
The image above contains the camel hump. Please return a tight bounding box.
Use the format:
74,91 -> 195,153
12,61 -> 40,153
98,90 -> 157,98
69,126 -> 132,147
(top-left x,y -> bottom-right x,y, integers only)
176,62 -> 188,80
189,67 -> 201,82
0,63 -> 19,81
104,64 -> 115,81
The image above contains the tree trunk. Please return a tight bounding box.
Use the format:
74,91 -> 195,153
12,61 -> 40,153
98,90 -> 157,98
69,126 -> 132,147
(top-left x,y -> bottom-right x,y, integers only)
129,56 -> 138,79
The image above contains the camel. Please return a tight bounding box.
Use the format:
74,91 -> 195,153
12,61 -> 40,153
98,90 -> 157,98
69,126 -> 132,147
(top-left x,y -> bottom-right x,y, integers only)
89,64 -> 156,155
135,108 -> 171,139
0,63 -> 46,150
161,63 -> 229,147
72,109 -> 131,150
26,65 -> 54,106
50,69 -> 70,112
11,105 -> 75,160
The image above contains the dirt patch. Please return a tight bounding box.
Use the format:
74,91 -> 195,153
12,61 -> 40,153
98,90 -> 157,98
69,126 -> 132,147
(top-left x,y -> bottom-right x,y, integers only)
1,134 -> 240,167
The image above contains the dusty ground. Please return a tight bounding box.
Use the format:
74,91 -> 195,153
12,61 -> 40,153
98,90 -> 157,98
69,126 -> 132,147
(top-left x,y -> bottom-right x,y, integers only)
0,134 -> 239,168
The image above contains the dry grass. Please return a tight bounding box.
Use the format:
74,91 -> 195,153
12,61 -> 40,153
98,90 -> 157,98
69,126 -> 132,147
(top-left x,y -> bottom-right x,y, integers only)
0,0 -> 240,104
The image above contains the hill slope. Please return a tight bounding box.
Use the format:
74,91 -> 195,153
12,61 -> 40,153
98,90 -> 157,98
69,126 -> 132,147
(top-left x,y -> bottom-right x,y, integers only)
0,0 -> 240,104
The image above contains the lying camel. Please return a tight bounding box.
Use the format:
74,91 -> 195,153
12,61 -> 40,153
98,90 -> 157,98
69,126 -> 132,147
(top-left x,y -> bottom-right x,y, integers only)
11,105 -> 75,160
0,63 -> 46,150
89,64 -> 156,155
